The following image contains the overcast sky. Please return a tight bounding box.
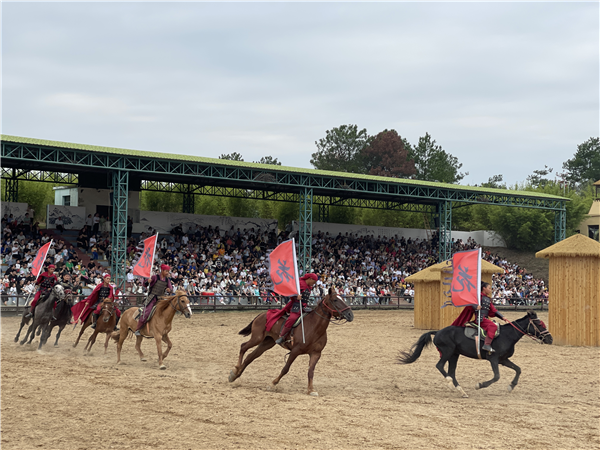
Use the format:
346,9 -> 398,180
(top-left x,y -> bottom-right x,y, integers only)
2,2 -> 598,186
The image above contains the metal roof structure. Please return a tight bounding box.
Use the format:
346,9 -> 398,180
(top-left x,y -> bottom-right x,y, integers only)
1,134 -> 568,289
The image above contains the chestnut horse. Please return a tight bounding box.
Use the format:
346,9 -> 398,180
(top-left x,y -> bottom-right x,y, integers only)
83,298 -> 117,354
111,290 -> 192,369
228,288 -> 354,396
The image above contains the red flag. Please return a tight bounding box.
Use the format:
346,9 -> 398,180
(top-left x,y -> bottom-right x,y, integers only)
31,242 -> 52,278
450,248 -> 481,307
269,239 -> 300,297
132,234 -> 158,278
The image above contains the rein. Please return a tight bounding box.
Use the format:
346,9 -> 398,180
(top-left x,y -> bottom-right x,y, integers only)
314,295 -> 350,324
506,318 -> 548,344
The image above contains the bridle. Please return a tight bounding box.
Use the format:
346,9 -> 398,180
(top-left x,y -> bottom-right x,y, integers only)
100,301 -> 115,320
168,293 -> 190,315
507,317 -> 551,344
315,294 -> 351,323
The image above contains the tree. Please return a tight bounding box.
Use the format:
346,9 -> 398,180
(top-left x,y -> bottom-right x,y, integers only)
563,137 -> 600,185
481,174 -> 507,189
255,156 -> 281,166
410,133 -> 466,183
310,125 -> 371,173
219,152 -> 244,161
362,130 -> 416,178
526,165 -> 554,189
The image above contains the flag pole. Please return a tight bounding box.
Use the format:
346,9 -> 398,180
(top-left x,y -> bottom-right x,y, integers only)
291,238 -> 305,344
475,247 -> 482,359
25,239 -> 53,308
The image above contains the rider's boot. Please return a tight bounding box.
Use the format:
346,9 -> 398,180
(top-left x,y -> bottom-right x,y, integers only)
24,310 -> 34,319
90,313 -> 99,329
275,326 -> 291,345
482,335 -> 495,353
114,316 -> 120,331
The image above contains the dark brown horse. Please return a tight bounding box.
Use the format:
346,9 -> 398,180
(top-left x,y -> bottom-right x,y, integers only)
111,290 -> 192,369
83,298 -> 117,354
228,288 -> 354,396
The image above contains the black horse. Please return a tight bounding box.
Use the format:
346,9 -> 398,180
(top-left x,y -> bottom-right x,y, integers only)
45,291 -> 74,347
15,284 -> 67,349
398,311 -> 552,398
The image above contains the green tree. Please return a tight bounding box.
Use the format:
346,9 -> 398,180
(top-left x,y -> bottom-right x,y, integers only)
219,152 -> 244,161
310,125 -> 371,173
12,181 -> 55,222
363,129 -> 415,178
140,190 -> 182,212
255,156 -> 281,165
410,133 -> 466,183
481,174 -> 507,189
563,137 -> 600,186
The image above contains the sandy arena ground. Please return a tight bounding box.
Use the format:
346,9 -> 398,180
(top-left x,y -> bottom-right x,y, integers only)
1,309 -> 598,450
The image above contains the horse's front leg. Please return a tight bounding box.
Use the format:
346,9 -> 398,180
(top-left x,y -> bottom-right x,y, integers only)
271,349 -> 300,389
447,354 -> 468,398
54,325 -> 66,346
475,358 -> 501,390
229,337 -> 275,382
155,334 -> 166,369
38,325 -> 51,350
20,323 -> 34,345
307,351 -> 322,396
14,317 -> 29,342
499,358 -> 521,392
85,330 -> 99,353
161,334 -> 173,360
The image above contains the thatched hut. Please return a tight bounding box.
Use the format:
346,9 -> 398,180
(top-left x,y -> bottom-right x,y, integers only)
536,234 -> 600,346
406,259 -> 504,330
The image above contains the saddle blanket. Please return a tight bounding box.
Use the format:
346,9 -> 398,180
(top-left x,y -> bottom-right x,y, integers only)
464,321 -> 500,340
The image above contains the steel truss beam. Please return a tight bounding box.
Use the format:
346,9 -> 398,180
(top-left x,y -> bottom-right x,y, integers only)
554,209 -> 566,243
110,170 -> 129,291
1,167 -> 78,184
437,201 -> 452,262
3,168 -> 18,202
2,141 -> 567,210
298,188 -> 313,274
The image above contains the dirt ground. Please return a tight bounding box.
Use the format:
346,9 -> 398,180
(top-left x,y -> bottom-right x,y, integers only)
1,309 -> 598,450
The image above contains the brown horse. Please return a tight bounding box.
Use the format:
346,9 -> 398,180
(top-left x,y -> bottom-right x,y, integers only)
83,298 -> 117,354
228,288 -> 354,396
111,290 -> 192,369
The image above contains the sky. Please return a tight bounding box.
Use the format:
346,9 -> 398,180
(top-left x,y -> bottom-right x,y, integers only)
2,1 -> 598,186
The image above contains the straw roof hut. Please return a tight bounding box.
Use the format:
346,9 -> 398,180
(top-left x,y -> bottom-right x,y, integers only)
406,259 -> 504,330
536,234 -> 600,346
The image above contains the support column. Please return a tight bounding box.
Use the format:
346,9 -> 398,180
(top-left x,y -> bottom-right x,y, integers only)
298,188 -> 313,275
4,168 -> 19,202
182,185 -> 195,214
437,200 -> 452,262
111,170 -> 129,291
317,204 -> 329,223
554,209 -> 566,243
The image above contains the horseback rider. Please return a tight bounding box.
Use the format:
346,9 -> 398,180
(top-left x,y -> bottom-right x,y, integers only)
135,264 -> 173,336
72,274 -> 120,330
25,264 -> 58,319
451,281 -> 506,352
275,273 -> 318,345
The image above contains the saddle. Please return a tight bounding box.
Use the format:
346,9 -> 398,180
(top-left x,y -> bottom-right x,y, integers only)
134,305 -> 157,322
464,321 -> 500,340
280,311 -> 311,329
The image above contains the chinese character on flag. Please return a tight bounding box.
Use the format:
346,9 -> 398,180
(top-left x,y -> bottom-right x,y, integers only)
268,239 -> 300,297
133,234 -> 158,278
31,241 -> 52,278
450,248 -> 481,307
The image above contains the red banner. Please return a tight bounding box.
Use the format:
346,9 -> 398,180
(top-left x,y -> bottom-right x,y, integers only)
268,239 -> 300,297
450,248 -> 481,307
31,242 -> 52,278
132,234 -> 158,278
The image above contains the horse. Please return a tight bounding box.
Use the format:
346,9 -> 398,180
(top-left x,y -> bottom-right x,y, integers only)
228,288 -> 354,396
15,284 -> 67,349
45,291 -> 74,347
83,298 -> 117,354
397,311 -> 553,398
111,290 -> 192,369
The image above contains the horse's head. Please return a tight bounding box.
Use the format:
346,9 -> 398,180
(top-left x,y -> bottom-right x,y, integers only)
100,298 -> 116,322
172,290 -> 193,318
321,287 -> 354,322
52,284 -> 66,302
526,311 -> 552,344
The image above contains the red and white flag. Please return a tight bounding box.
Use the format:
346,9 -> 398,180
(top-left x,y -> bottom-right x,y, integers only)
450,248 -> 481,307
31,241 -> 52,278
268,239 -> 300,297
132,234 -> 158,278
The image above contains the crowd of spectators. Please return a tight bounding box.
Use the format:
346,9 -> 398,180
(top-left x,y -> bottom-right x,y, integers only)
1,212 -> 549,307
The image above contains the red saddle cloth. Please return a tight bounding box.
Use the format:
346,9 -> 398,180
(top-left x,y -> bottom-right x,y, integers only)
265,309 -> 287,332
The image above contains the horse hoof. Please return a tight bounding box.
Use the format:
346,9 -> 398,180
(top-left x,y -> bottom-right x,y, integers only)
309,391 -> 319,397
228,370 -> 237,383
159,364 -> 167,370
475,383 -> 482,390
456,386 -> 469,398
507,385 -> 515,393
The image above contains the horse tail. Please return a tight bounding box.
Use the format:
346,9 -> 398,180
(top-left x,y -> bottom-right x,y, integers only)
397,331 -> 437,364
238,320 -> 254,336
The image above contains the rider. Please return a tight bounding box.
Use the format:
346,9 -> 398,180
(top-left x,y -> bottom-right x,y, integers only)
135,264 -> 173,336
25,264 -> 58,319
72,274 -> 120,330
451,281 -> 506,353
275,273 -> 318,345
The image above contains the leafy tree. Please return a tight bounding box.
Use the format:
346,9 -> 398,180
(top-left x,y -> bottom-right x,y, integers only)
563,137 -> 600,185
526,165 -> 554,189
362,130 -> 416,178
140,190 -> 182,213
310,125 -> 371,173
255,156 -> 281,166
410,133 -> 466,183
481,174 -> 507,189
219,152 -> 244,161
11,180 -> 55,222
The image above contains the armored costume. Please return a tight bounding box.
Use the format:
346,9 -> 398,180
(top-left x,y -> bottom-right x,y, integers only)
71,276 -> 120,326
451,294 -> 504,352
135,268 -> 173,334
275,273 -> 318,345
29,269 -> 58,313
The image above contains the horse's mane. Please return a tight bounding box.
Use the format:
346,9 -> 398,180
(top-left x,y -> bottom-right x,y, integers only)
155,290 -> 186,313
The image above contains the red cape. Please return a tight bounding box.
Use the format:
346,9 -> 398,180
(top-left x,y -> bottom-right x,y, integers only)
71,283 -> 114,324
451,306 -> 475,327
